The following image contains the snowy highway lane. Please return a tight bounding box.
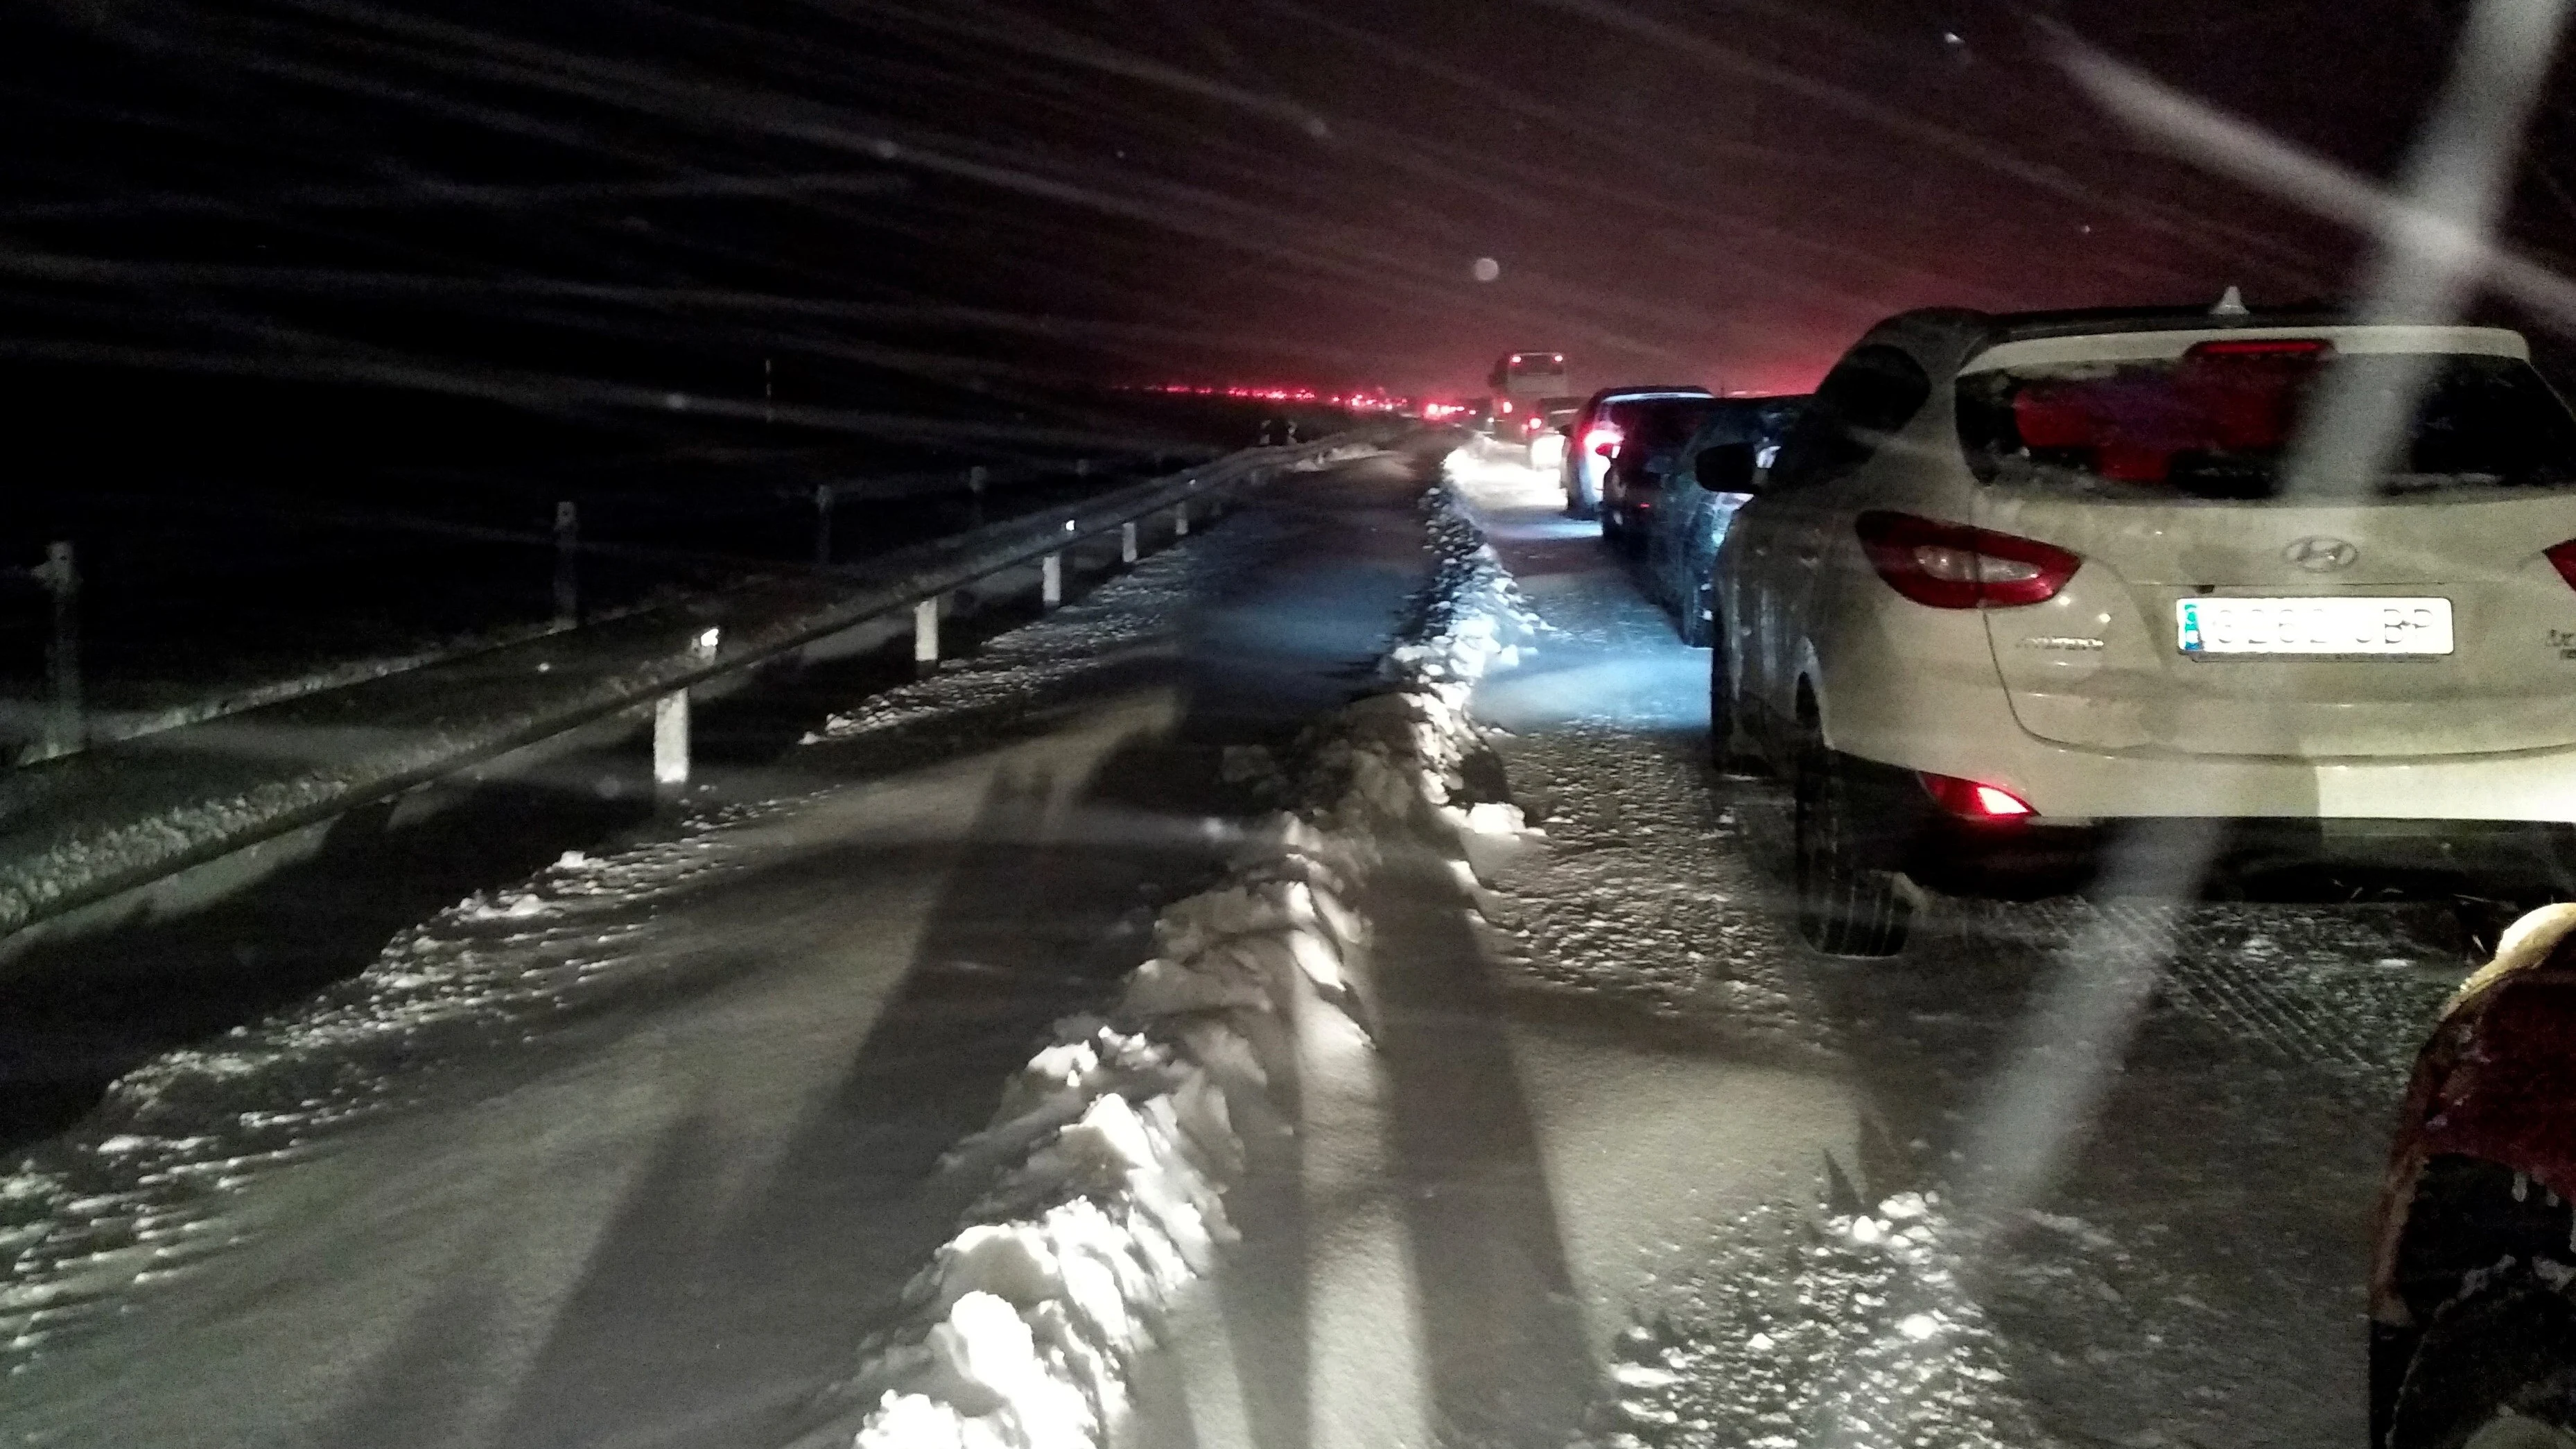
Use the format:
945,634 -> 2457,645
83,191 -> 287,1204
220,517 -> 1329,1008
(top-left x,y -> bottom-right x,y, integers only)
0,437 -> 2487,1449
0,444 -> 1452,1449
1411,448 -> 2473,1448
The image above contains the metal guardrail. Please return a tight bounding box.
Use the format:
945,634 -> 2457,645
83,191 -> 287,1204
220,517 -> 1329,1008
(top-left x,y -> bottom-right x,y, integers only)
4,444 -> 1235,769
0,426 -> 1399,946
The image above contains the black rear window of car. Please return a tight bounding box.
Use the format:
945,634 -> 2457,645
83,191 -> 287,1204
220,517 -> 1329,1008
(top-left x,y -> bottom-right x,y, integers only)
1956,348 -> 2576,499
1608,397 -> 1718,454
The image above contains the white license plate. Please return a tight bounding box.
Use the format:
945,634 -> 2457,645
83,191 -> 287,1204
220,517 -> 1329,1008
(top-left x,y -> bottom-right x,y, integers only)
2175,596 -> 2453,657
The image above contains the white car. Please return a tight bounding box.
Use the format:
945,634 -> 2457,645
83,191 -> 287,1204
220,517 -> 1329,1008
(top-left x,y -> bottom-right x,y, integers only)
1712,305 -> 2576,955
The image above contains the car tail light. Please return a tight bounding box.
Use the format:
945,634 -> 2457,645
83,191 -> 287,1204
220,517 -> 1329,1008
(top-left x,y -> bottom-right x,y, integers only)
1919,772 -> 2035,819
1499,399 -> 1514,415
2183,338 -> 2333,359
1856,511 -> 2081,609
1584,424 -> 1622,459
2547,539 -> 2576,591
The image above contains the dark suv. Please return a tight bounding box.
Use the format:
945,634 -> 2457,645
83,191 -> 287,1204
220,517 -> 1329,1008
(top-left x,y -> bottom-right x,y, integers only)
1598,393 -> 1721,549
1560,386 -> 1712,521
1642,395 -> 1805,645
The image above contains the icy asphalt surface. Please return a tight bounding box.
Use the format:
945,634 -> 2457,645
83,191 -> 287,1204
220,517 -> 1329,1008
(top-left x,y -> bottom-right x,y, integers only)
0,444 -> 1450,1449
1358,447 -> 2473,1449
0,436 -> 2483,1449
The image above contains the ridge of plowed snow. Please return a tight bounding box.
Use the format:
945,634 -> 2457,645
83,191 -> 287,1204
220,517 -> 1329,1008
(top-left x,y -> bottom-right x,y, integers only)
844,484 -> 1542,1449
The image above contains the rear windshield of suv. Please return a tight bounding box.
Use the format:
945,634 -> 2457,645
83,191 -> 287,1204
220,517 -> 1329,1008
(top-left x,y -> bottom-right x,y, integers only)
1956,349 -> 2576,499
1610,397 -> 1720,462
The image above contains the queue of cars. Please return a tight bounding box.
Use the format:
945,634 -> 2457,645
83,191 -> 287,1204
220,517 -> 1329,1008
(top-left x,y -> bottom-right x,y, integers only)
1535,304 -> 2576,1448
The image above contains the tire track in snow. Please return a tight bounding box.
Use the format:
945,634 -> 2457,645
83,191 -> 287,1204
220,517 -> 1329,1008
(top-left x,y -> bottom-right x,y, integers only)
1945,894 -> 2453,1091
1441,444 -> 2466,1448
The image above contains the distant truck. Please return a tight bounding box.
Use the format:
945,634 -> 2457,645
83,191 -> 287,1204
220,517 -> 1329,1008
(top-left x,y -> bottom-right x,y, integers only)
1485,351 -> 1571,434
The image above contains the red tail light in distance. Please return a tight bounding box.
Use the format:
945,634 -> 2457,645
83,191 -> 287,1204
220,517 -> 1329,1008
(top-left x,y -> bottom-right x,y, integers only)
1856,511 -> 2081,609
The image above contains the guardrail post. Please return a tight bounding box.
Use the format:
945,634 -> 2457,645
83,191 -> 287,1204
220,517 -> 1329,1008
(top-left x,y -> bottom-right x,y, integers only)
1041,550 -> 1063,609
1173,503 -> 1190,538
552,501 -> 580,626
37,541 -> 81,756
914,596 -> 940,668
654,626 -> 720,799
813,483 -> 835,566
1120,521 -> 1139,564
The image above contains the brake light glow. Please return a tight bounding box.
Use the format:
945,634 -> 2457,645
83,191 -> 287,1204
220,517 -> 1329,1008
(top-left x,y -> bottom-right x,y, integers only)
1498,399 -> 1513,414
1584,424 -> 1622,459
2548,539 -> 2576,591
1856,511 -> 2081,609
1919,772 -> 2035,819
2183,338 -> 2333,358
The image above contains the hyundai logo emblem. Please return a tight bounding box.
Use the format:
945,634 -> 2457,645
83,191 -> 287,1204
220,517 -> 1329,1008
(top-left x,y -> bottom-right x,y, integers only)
2284,536 -> 2359,572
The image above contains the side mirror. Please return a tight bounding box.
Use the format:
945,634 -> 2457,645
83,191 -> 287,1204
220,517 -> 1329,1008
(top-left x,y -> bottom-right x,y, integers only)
1695,442 -> 1757,494
1594,440 -> 1619,459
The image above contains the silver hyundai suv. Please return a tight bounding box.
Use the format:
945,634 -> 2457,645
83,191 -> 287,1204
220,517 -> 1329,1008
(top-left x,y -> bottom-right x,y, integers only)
1714,304 -> 2576,956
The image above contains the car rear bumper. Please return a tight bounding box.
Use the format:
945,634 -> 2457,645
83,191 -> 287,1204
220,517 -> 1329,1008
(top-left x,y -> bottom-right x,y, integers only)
1972,734 -> 2576,824
1827,751 -> 2576,898
1818,655 -> 2576,824
1810,590 -> 2576,826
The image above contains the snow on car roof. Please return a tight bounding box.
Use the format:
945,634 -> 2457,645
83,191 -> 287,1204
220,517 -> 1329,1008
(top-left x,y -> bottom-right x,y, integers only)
1589,385 -> 1713,401
1960,323 -> 2528,374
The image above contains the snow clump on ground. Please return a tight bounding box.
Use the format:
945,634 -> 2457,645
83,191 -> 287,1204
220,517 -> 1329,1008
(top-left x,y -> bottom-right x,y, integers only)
847,483 -> 1540,1448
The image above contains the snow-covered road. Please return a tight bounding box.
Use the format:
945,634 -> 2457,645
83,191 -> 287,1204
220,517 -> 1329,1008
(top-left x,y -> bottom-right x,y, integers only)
0,437 -> 2484,1449
1127,445 -> 2478,1449
1262,447 -> 2468,1448
0,445 -> 1451,1449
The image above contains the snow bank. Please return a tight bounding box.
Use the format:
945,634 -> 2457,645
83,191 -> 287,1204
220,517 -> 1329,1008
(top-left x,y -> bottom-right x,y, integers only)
809,535 -> 1201,745
846,480 -> 1541,1448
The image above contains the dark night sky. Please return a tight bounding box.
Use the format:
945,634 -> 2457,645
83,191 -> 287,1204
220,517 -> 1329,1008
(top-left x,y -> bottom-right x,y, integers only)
1,0 -> 2564,436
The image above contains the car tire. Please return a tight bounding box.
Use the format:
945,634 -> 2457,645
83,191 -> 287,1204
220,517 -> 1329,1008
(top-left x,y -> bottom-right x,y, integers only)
1794,734 -> 1911,957
1707,631 -> 1752,774
1678,578 -> 1714,648
2390,1285 -> 2576,1449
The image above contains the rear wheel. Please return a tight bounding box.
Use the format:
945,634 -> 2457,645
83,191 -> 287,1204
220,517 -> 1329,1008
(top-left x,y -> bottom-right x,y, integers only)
1678,576 -> 1714,648
2390,1285 -> 2576,1449
1794,734 -> 1912,957
1707,632 -> 1751,774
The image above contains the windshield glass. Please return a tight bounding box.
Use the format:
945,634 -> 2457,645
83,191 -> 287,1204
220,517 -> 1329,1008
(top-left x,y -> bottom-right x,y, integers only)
1956,349 -> 2576,498
1611,397 -> 1719,463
